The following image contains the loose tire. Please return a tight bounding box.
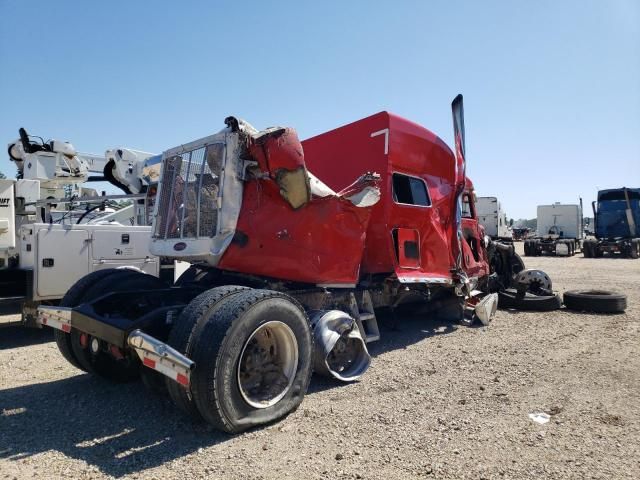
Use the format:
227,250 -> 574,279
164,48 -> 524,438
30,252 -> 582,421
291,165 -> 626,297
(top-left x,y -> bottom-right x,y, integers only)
165,285 -> 249,420
69,270 -> 165,382
192,289 -> 313,433
55,269 -> 128,371
563,290 -> 627,313
498,289 -> 562,312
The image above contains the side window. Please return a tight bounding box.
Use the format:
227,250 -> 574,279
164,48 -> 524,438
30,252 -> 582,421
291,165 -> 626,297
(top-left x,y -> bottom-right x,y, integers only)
461,193 -> 474,218
392,173 -> 431,207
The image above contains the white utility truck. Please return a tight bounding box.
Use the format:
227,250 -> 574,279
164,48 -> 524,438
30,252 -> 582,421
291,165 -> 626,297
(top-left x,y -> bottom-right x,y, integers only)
476,196 -> 512,240
1,129 -> 166,326
524,202 -> 583,257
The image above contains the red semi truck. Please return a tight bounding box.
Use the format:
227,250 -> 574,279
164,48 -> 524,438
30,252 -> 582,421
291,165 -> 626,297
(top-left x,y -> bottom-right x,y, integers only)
38,96 -> 521,433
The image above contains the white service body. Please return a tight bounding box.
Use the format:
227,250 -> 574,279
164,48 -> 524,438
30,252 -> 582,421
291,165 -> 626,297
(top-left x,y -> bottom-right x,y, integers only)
0,180 -> 17,253
18,223 -> 158,301
536,204 -> 583,239
476,196 -> 510,239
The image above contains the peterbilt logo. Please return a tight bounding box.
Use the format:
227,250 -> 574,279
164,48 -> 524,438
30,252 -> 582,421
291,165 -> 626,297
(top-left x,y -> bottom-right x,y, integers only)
0,198 -> 10,207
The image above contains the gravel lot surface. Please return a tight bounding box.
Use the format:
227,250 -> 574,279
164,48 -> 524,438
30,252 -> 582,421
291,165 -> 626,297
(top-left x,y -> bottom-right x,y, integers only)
1,244 -> 639,479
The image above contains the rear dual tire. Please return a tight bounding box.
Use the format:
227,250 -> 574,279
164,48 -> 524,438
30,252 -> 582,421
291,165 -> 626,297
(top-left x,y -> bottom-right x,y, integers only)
165,285 -> 250,420
525,240 -> 539,257
55,269 -> 133,372
56,269 -> 165,382
190,289 -> 313,433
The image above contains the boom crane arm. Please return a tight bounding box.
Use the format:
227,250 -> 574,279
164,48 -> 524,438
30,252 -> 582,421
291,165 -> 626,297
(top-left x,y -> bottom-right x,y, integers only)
8,128 -> 158,194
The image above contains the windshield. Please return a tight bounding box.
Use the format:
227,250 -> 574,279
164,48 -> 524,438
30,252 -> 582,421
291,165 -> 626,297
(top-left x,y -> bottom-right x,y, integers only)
597,199 -> 640,238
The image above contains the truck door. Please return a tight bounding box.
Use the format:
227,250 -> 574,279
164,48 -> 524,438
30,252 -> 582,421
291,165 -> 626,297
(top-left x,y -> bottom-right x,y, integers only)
460,192 -> 488,277
390,172 -> 452,278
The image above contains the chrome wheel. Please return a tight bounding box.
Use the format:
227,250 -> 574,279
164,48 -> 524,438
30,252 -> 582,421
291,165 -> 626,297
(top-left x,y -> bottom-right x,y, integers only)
237,321 -> 298,409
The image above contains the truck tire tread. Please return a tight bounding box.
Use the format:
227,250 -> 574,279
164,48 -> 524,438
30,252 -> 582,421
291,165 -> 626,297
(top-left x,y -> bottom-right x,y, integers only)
563,290 -> 627,313
165,285 -> 249,420
55,269 -> 123,371
498,288 -> 562,312
70,270 -> 164,382
192,289 -> 313,433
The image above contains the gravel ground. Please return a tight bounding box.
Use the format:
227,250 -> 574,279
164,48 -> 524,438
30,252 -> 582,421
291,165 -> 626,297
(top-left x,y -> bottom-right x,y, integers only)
1,244 -> 639,479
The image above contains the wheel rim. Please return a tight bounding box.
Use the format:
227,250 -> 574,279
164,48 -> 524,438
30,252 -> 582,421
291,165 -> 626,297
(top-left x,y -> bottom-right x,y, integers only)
237,321 -> 298,409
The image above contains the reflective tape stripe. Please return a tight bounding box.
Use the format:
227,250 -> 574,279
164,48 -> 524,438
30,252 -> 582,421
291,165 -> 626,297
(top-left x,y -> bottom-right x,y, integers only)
141,354 -> 190,387
39,314 -> 72,333
143,357 -> 156,369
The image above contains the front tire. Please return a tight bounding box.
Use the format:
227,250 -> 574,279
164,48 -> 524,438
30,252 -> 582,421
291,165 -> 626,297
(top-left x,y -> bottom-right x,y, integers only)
192,289 -> 313,433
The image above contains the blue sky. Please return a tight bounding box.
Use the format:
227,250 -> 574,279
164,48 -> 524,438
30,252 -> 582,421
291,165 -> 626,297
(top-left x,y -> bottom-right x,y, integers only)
1,0 -> 638,219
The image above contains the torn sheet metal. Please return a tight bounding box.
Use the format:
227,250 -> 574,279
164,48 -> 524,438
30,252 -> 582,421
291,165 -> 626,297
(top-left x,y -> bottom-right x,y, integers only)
218,175 -> 379,284
218,124 -> 381,285
248,127 -> 311,209
310,310 -> 370,382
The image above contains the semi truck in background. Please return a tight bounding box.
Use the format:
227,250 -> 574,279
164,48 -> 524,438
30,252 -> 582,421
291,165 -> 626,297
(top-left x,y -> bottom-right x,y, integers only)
476,196 -> 512,241
583,187 -> 640,258
524,202 -> 583,257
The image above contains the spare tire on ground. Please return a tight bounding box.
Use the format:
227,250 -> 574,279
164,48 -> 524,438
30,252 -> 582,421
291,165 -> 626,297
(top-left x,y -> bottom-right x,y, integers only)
563,290 -> 627,313
498,289 -> 562,312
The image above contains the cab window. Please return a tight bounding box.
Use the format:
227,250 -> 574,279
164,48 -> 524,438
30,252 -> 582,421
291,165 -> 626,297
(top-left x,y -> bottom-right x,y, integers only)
392,173 -> 431,207
461,193 -> 474,218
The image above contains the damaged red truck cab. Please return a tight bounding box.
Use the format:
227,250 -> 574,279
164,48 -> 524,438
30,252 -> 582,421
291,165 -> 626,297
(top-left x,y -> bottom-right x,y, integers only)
302,111 -> 488,284
40,96 -> 513,434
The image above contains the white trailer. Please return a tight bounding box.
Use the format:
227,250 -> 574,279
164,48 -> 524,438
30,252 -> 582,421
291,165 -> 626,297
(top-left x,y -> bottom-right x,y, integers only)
476,196 -> 511,240
524,202 -> 583,257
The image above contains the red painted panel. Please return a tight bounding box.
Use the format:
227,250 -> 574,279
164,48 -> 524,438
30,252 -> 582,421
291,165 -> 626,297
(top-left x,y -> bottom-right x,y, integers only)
218,112 -> 489,286
304,112 -> 461,281
219,178 -> 373,285
302,113 -> 392,274
249,127 -> 306,174
395,228 -> 420,268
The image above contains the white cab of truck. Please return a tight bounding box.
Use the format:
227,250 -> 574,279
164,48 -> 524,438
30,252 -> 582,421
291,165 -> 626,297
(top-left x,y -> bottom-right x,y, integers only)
476,196 -> 511,239
536,203 -> 583,239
